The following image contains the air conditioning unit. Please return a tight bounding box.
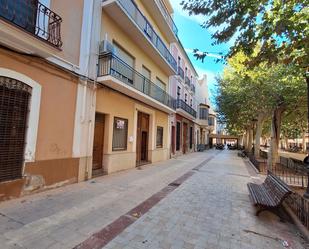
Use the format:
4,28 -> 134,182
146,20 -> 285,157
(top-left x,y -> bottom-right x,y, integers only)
99,40 -> 115,54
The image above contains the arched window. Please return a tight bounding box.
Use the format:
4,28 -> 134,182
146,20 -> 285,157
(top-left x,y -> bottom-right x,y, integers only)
0,77 -> 32,182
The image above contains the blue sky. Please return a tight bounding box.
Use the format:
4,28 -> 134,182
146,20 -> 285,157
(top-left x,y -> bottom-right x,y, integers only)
169,0 -> 232,99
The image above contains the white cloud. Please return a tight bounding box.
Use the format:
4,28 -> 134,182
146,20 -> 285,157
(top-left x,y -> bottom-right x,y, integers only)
185,48 -> 223,59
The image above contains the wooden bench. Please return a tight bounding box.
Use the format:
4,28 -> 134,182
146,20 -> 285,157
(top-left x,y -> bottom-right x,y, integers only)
247,172 -> 292,220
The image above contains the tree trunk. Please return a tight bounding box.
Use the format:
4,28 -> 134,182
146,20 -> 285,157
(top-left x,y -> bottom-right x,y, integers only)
285,137 -> 289,150
254,113 -> 266,158
268,105 -> 286,170
248,128 -> 253,153
302,131 -> 307,153
244,129 -> 249,151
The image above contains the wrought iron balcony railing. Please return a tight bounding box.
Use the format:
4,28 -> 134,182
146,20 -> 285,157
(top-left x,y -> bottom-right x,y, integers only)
103,0 -> 177,72
176,99 -> 196,118
178,66 -> 184,79
0,0 -> 62,48
185,76 -> 190,86
155,0 -> 178,36
98,53 -> 176,110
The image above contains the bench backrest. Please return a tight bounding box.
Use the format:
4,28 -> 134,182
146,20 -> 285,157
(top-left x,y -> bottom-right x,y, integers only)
263,173 -> 291,205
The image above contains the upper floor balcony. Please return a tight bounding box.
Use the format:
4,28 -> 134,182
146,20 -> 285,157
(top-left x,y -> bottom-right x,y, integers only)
97,53 -> 176,114
197,104 -> 209,127
190,84 -> 196,93
176,99 -> 196,119
143,0 -> 178,42
102,0 -> 177,75
0,0 -> 62,57
185,76 -> 190,87
178,66 -> 184,80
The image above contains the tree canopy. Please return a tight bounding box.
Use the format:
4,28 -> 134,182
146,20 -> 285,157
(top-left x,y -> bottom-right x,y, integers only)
181,0 -> 309,67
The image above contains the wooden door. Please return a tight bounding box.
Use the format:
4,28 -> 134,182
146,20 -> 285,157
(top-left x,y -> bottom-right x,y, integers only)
136,112 -> 149,165
171,126 -> 175,154
92,113 -> 105,171
183,122 -> 187,154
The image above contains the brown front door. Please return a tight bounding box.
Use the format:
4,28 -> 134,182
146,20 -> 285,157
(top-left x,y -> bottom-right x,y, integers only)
171,125 -> 175,154
183,122 -> 187,154
92,113 -> 105,174
136,112 -> 149,165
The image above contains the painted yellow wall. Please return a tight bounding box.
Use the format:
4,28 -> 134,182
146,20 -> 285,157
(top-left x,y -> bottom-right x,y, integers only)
96,87 -> 169,173
135,0 -> 169,46
102,11 -> 169,88
101,11 -> 168,89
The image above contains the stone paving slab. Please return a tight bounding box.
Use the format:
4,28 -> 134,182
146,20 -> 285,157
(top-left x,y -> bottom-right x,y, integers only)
0,151 -> 217,249
101,151 -> 308,249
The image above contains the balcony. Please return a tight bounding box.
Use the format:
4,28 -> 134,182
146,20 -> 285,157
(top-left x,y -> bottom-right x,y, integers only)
197,106 -> 209,126
0,1 -> 62,57
178,66 -> 184,80
185,76 -> 190,87
191,84 -> 196,93
102,0 -> 177,75
176,99 -> 196,119
97,53 -> 176,113
143,0 -> 178,42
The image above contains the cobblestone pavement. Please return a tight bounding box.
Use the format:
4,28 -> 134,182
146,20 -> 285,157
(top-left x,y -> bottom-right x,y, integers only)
103,151 -> 307,249
0,150 -> 218,249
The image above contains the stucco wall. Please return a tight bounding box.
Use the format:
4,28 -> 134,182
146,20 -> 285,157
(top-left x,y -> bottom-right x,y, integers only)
0,48 -> 77,161
101,11 -> 169,87
51,0 -> 84,66
96,87 -> 169,173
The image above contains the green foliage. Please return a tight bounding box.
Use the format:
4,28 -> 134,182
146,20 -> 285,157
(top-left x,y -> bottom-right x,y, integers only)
181,0 -> 309,67
215,52 -> 306,135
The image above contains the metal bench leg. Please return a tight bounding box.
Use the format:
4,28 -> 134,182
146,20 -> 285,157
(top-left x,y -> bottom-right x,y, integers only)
256,207 -> 267,216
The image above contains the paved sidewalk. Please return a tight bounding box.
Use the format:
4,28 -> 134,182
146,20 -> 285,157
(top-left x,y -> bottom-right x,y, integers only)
103,151 -> 307,249
0,151 -> 217,249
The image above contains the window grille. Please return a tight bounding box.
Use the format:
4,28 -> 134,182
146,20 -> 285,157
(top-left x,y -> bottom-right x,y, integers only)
0,77 -> 31,182
156,126 -> 163,148
112,117 -> 128,151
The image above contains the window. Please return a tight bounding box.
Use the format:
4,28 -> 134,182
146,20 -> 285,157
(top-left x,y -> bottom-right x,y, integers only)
0,77 -> 32,182
189,127 -> 193,149
178,56 -> 181,66
142,66 -> 151,80
113,42 -> 134,83
176,122 -> 181,151
156,77 -> 166,91
199,107 -> 209,120
185,94 -> 187,103
185,67 -> 187,76
190,99 -> 192,107
156,126 -> 163,148
177,86 -> 181,99
112,117 -> 128,151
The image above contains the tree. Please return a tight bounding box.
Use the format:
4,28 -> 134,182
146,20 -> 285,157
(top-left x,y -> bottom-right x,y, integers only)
216,52 -> 306,167
181,0 -> 309,67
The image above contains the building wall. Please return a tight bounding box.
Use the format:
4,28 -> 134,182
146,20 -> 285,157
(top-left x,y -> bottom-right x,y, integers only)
101,12 -> 169,87
95,87 -> 169,174
0,48 -> 79,201
135,0 -> 169,48
50,0 -> 84,66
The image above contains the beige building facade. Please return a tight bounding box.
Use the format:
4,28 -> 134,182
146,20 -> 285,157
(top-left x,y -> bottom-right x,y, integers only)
0,0 -> 94,200
0,0 -> 216,201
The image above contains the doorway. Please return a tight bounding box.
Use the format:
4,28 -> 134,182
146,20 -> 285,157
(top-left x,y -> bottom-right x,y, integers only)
183,122 -> 187,154
92,113 -> 105,176
136,112 -> 149,165
171,125 -> 175,154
